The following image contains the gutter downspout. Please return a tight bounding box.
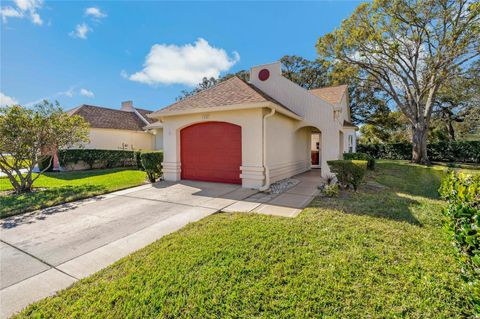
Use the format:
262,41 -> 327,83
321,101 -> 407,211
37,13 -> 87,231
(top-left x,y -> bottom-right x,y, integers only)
259,107 -> 275,191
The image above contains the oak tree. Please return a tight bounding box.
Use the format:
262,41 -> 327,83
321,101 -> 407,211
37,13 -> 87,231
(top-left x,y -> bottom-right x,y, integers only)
317,0 -> 479,163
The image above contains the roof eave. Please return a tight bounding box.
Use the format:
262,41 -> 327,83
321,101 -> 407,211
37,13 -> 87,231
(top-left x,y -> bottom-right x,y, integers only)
343,124 -> 359,130
143,123 -> 163,130
149,101 -> 303,121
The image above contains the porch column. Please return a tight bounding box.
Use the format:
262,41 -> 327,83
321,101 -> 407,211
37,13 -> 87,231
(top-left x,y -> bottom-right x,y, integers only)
239,109 -> 264,189
320,129 -> 340,177
162,122 -> 181,181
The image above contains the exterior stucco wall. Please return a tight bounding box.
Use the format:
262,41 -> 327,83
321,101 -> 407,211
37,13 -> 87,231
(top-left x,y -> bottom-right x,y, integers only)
340,94 -> 351,123
152,129 -> 164,150
161,108 -> 264,188
83,128 -> 155,150
250,62 -> 343,177
266,112 -> 309,183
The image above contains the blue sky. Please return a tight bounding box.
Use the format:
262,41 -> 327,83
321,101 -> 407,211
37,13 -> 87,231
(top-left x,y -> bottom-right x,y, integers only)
1,1 -> 360,111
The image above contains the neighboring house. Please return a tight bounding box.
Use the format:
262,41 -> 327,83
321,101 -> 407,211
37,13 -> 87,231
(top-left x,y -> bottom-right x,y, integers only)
148,62 -> 358,189
68,101 -> 163,151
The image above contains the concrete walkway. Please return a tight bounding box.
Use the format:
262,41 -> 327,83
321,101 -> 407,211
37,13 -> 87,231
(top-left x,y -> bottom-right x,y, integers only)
0,170 -> 321,317
224,169 -> 321,217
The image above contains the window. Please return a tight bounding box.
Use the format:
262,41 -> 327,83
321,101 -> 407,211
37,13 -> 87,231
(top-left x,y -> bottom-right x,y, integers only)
348,135 -> 354,153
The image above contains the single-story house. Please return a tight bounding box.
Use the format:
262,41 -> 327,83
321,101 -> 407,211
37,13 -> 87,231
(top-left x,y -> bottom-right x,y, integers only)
148,62 -> 358,189
68,101 -> 163,151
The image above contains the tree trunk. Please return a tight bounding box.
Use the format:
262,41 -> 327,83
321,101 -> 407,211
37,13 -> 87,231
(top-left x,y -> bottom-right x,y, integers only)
16,184 -> 33,194
13,176 -> 33,194
447,120 -> 456,141
411,124 -> 429,164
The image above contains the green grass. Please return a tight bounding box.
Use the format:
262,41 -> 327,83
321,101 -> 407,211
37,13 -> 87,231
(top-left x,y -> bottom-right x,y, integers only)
0,168 -> 147,218
14,161 -> 477,318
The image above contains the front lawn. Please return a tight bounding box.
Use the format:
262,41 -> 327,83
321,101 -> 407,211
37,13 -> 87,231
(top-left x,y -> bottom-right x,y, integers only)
14,161 -> 476,318
0,168 -> 147,218
2,155 -> 31,168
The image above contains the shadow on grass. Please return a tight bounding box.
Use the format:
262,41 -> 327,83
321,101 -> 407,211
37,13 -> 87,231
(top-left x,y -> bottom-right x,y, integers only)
0,184 -> 106,225
373,162 -> 446,200
309,189 -> 422,226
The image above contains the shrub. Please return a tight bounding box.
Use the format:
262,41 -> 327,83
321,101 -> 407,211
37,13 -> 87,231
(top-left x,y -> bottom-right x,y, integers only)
325,174 -> 336,185
38,155 -> 53,172
343,152 -> 375,170
327,160 -> 367,191
78,150 -> 96,169
58,149 -> 135,170
358,141 -> 480,163
439,171 -> 480,314
323,184 -> 339,197
134,151 -> 143,170
140,151 -> 163,182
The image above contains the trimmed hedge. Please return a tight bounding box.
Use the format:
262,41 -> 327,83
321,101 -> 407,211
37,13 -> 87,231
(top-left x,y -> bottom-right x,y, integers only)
140,151 -> 163,182
358,141 -> 480,163
357,143 -> 412,160
327,160 -> 367,191
343,152 -> 375,170
58,149 -> 135,170
439,171 -> 480,315
429,141 -> 480,163
134,151 -> 143,170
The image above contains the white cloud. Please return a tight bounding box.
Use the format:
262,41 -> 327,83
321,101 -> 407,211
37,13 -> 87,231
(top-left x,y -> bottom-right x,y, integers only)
69,23 -> 91,39
85,7 -> 106,19
0,0 -> 43,25
15,0 -> 39,11
30,11 -> 41,25
80,88 -> 94,98
127,38 -> 240,86
0,92 -> 19,106
24,86 -> 77,106
23,98 -> 44,107
59,87 -> 75,97
0,7 -> 22,22
69,7 -> 106,41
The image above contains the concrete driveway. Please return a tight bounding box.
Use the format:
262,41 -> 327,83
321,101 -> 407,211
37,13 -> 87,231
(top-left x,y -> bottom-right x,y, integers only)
0,180 -> 257,317
0,170 -> 321,317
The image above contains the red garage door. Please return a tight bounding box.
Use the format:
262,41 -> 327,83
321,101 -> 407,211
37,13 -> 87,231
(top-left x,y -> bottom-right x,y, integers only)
181,122 -> 242,184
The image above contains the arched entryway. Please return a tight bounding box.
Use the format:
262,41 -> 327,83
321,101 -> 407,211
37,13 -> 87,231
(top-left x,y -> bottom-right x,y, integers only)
180,121 -> 242,184
295,125 -> 322,169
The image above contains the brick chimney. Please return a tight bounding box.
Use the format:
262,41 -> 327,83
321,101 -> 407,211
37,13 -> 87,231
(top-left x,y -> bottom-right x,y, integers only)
121,100 -> 134,112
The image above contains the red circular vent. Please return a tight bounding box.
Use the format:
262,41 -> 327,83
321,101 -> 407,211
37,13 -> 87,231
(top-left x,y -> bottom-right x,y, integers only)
258,69 -> 270,81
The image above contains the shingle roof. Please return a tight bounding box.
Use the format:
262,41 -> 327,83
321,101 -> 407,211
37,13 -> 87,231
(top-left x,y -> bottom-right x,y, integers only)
343,120 -> 358,128
68,105 -> 154,131
309,84 -> 348,105
152,76 -> 297,116
135,108 -> 156,124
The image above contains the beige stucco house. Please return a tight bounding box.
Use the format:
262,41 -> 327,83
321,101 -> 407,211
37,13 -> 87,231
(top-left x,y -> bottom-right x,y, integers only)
149,62 -> 357,189
68,101 -> 163,151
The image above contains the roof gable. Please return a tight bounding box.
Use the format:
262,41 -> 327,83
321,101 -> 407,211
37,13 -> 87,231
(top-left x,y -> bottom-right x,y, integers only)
151,76 -> 297,116
309,85 -> 348,105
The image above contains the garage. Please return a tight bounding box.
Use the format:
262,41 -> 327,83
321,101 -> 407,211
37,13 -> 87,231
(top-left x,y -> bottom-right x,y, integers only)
180,121 -> 242,184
